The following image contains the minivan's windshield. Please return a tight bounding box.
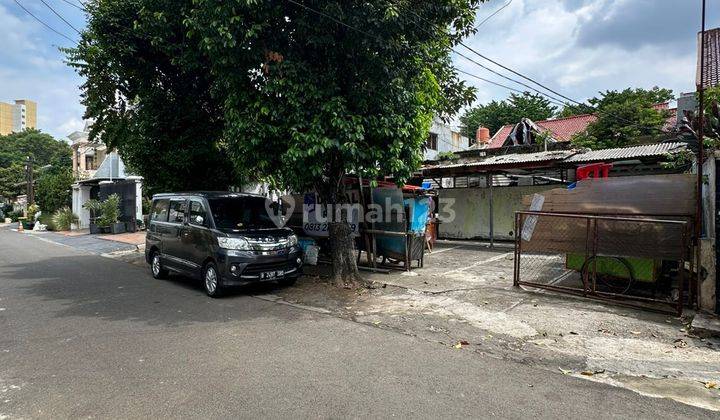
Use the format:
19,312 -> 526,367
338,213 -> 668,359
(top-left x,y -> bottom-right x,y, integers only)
208,196 -> 277,230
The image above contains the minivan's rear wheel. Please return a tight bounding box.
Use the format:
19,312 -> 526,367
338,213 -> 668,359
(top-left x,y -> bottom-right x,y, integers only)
203,262 -> 223,298
151,252 -> 168,279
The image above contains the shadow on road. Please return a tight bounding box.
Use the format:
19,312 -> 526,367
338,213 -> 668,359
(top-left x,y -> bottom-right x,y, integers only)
1,253 -> 305,328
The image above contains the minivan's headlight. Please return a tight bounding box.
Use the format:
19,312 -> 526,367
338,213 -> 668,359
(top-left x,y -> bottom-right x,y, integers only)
288,234 -> 298,246
217,237 -> 251,250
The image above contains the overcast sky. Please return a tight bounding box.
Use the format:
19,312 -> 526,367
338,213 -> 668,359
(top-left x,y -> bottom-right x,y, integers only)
0,0 -> 715,139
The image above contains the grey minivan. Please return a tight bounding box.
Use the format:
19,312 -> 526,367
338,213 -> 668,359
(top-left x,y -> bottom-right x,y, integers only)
145,192 -> 302,297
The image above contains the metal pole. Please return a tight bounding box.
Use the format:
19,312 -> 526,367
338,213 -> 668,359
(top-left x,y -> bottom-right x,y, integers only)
487,172 -> 494,248
513,212 -> 523,287
695,0 -> 706,310
26,156 -> 34,206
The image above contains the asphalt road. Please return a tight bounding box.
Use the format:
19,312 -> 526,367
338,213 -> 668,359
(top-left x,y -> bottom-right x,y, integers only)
0,228 -> 714,419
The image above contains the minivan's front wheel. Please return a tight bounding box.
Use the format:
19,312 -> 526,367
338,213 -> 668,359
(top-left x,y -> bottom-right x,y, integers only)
203,262 -> 223,298
151,252 -> 168,279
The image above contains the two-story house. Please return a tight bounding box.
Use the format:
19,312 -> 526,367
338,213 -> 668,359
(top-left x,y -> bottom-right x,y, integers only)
68,121 -> 107,180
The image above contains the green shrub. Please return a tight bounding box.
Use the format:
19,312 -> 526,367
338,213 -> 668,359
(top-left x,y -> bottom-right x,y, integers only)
8,210 -> 22,222
27,204 -> 40,221
52,207 -> 79,231
83,194 -> 121,227
83,199 -> 102,224
39,212 -> 56,231
36,168 -> 74,214
98,194 -> 120,227
436,151 -> 456,161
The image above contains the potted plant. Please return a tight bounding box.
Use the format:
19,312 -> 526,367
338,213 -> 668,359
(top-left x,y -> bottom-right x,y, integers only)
23,204 -> 39,230
83,199 -> 103,234
101,194 -> 125,234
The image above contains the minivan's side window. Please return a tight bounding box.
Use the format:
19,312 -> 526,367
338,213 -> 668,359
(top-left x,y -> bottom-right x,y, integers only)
150,199 -> 170,222
168,200 -> 187,224
188,200 -> 207,226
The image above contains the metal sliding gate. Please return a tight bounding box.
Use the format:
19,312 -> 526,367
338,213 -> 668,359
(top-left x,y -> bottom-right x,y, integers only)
513,211 -> 691,315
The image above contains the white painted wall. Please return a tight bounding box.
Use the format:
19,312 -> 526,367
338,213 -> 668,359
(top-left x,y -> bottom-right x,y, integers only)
437,185 -> 558,240
11,103 -> 26,132
72,184 -> 92,229
423,118 -> 470,161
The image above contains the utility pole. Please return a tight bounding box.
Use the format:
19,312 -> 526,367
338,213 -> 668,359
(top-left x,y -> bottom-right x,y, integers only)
695,0 -> 706,309
25,156 -> 34,206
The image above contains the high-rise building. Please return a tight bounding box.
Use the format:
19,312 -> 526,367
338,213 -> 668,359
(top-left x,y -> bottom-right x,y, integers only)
0,99 -> 37,135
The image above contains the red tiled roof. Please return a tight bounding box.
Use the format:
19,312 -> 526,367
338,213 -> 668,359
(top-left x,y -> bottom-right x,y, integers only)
487,125 -> 514,148
537,114 -> 597,141
487,113 -> 596,148
487,105 -> 677,149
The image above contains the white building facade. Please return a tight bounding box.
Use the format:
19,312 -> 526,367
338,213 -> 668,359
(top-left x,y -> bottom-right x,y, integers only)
423,117 -> 471,161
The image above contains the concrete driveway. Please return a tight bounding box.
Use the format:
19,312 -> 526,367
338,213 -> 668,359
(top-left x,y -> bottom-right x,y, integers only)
280,242 -> 720,410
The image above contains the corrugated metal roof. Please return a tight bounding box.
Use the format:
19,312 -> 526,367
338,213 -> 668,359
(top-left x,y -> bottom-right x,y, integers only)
423,142 -> 688,176
564,142 -> 687,163
424,150 -> 576,173
476,150 -> 576,165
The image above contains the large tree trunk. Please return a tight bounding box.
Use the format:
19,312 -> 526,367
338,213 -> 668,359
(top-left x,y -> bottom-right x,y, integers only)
327,221 -> 364,288
320,171 -> 366,288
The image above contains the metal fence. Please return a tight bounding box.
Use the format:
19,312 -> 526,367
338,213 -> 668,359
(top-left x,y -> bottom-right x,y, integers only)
513,211 -> 691,315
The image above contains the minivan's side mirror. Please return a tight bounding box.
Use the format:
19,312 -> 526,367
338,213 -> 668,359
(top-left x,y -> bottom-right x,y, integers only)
194,215 -> 204,226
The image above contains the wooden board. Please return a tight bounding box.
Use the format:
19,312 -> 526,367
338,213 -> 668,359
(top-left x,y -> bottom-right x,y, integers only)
520,215 -> 687,260
521,174 -> 695,217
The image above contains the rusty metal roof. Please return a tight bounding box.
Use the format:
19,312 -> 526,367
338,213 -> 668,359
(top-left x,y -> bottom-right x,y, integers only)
698,28 -> 720,88
564,142 -> 687,163
423,142 -> 688,176
423,150 -> 576,175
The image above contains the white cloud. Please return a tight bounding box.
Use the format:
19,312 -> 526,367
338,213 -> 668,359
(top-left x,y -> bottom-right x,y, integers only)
56,116 -> 84,136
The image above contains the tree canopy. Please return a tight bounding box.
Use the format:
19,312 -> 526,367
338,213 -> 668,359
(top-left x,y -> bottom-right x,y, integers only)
35,159 -> 74,214
0,129 -> 71,200
65,0 -> 237,195
184,0 -> 478,195
570,87 -> 674,150
556,102 -> 594,118
70,0 -> 482,285
459,92 -> 557,139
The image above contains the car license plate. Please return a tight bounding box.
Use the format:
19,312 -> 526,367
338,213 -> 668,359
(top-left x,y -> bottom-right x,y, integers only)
261,270 -> 284,279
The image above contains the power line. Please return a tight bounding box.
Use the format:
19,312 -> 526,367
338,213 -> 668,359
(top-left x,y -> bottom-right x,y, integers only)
474,0 -> 512,30
455,68 -> 565,108
397,3 -> 669,134
285,0 -> 570,146
287,0 -> 568,105
286,0 -> 377,39
12,0 -> 76,44
39,0 -> 82,34
398,2 -> 580,105
457,41 -> 581,105
57,0 -> 86,12
384,1 -> 575,106
453,49 -> 568,105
